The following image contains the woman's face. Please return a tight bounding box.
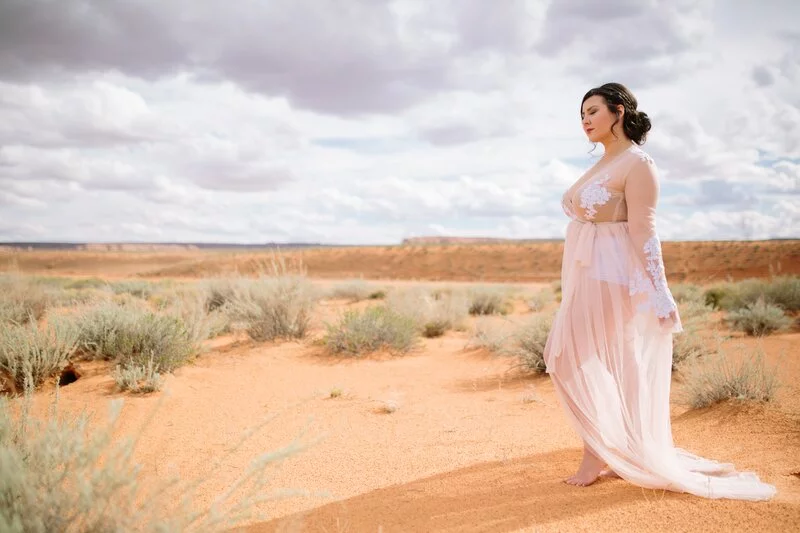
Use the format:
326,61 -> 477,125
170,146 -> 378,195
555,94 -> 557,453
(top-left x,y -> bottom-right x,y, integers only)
581,95 -> 622,143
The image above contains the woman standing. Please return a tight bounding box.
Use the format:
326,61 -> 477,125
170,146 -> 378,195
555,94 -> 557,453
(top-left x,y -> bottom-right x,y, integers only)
543,82 -> 776,500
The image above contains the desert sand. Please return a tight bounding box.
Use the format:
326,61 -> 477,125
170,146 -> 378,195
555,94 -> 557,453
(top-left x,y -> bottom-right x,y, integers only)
7,242 -> 800,532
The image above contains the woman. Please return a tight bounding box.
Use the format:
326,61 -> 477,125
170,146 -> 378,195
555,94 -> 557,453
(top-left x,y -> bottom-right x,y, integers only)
542,82 -> 776,500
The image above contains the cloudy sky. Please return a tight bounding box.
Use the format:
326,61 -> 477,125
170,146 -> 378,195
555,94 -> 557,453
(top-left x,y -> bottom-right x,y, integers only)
0,0 -> 798,244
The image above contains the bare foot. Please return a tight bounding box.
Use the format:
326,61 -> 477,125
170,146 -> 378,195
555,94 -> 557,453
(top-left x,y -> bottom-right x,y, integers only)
600,468 -> 621,479
564,449 -> 606,487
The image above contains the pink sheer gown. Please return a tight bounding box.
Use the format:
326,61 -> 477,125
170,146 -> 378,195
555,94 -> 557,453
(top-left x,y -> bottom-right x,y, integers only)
543,144 -> 776,500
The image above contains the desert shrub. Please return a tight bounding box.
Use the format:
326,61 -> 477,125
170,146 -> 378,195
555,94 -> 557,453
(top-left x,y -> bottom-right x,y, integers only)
467,286 -> 512,316
506,313 -> 554,373
386,288 -> 469,338
703,283 -> 736,310
672,300 -> 716,370
64,277 -> 107,290
704,276 -> 800,312
0,320 -> 79,391
108,280 -> 159,299
670,283 -> 705,305
468,313 -> 554,373
0,395 -> 309,532
726,299 -> 792,336
327,279 -> 384,302
526,287 -> 555,312
762,275 -> 800,312
159,286 -> 228,343
113,355 -> 163,393
467,318 -> 515,353
551,280 -> 562,302
73,303 -> 198,373
224,275 -> 315,342
199,277 -> 243,313
323,306 -> 417,356
0,273 -> 51,325
679,343 -> 779,409
49,287 -> 111,308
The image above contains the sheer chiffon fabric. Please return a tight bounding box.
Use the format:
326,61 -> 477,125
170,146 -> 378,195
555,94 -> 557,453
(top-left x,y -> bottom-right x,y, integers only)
543,145 -> 776,500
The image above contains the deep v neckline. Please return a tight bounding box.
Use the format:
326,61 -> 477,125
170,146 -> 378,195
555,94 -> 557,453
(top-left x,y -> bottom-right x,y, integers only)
576,144 -> 634,190
562,145 -> 635,219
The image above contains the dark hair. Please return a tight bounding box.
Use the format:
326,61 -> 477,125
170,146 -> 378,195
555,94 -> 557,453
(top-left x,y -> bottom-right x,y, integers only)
581,82 -> 651,145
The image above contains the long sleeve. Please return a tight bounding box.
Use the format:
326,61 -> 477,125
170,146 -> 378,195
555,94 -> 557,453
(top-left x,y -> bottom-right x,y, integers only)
625,157 -> 679,323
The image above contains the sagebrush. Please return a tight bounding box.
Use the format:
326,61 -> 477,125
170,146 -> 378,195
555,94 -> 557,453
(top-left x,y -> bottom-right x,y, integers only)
324,306 -> 418,356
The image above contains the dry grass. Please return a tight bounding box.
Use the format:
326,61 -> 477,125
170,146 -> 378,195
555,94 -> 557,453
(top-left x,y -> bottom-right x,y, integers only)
726,298 -> 792,336
0,320 -> 79,392
679,342 -> 780,409
323,306 -> 418,356
525,287 -> 556,312
467,286 -> 514,316
73,302 -> 200,373
386,287 -> 469,338
327,279 -> 386,302
223,261 -> 317,342
0,394 -> 311,532
704,275 -> 800,312
672,300 -> 717,370
0,273 -> 51,325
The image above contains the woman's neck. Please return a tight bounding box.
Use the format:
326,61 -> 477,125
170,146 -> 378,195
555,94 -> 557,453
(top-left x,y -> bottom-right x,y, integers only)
600,137 -> 634,160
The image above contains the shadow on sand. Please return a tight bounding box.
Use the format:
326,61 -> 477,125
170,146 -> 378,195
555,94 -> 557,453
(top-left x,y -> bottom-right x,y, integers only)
238,447 -> 687,533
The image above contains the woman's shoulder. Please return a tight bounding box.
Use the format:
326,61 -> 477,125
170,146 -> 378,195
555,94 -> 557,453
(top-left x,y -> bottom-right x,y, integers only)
627,145 -> 656,166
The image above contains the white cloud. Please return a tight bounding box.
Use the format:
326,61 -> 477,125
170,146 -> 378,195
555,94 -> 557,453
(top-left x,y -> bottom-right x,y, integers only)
0,0 -> 797,244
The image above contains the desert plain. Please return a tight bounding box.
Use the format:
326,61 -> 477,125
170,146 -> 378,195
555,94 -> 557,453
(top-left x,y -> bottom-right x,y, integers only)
2,239 -> 799,533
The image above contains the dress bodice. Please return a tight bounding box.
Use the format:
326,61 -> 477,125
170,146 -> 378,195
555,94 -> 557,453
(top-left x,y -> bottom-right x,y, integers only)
561,145 -> 655,224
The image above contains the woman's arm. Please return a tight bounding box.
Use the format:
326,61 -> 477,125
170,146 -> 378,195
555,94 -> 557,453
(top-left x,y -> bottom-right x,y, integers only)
625,156 -> 679,327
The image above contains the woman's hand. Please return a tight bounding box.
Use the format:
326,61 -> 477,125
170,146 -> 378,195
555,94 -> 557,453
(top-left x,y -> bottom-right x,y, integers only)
658,310 -> 679,329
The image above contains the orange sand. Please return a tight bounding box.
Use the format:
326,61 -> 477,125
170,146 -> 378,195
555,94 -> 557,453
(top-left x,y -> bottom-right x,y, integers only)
16,285 -> 797,533
6,244 -> 800,532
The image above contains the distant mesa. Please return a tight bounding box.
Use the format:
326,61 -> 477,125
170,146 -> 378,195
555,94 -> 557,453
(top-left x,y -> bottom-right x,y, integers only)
401,236 -> 561,245
0,242 -> 331,251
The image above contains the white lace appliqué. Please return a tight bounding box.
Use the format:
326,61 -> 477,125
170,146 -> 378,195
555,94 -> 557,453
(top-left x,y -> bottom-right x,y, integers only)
628,235 -> 678,318
579,174 -> 612,220
631,146 -> 654,165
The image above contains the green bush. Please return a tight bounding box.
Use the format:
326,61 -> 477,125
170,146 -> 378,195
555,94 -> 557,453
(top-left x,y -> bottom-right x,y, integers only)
323,306 -> 418,356
726,299 -> 792,336
0,320 -> 79,391
679,343 -> 780,409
